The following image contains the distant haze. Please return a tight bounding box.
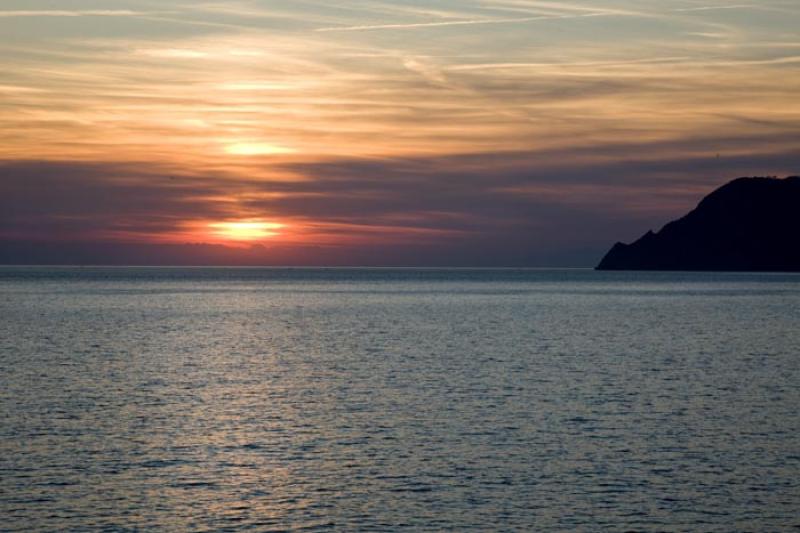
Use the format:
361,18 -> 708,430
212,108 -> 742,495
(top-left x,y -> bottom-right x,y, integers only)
1,1 -> 799,266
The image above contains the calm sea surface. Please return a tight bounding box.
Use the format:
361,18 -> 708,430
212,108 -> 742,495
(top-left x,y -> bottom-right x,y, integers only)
1,267 -> 799,531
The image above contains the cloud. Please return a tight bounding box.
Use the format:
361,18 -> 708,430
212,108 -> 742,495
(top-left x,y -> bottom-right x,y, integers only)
0,160 -> 242,242
1,128 -> 798,266
314,11 -> 619,32
2,0 -> 799,265
0,10 -> 145,18
447,56 -> 692,71
136,48 -> 210,59
673,5 -> 759,13
402,57 -> 450,85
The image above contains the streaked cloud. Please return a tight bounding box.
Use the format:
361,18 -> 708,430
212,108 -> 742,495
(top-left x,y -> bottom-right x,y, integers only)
136,48 -> 210,59
0,10 -> 146,18
673,5 -> 759,13
314,11 -> 621,32
224,142 -> 297,156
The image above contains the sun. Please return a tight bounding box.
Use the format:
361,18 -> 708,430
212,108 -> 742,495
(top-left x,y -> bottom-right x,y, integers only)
209,220 -> 285,241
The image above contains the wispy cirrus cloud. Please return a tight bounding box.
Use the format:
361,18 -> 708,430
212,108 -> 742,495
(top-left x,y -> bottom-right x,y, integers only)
673,4 -> 760,13
0,10 -> 146,18
314,11 -> 619,32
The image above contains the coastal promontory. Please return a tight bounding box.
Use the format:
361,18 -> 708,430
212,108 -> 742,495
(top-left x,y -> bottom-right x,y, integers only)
597,176 -> 800,271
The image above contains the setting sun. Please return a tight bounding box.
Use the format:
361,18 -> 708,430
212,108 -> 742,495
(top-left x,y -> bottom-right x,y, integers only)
209,220 -> 285,241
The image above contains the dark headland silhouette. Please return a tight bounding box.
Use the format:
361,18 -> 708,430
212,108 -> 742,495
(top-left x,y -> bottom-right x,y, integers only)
597,176 -> 800,271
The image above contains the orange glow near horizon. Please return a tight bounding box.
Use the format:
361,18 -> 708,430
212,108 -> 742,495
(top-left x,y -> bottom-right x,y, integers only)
209,220 -> 286,241
223,142 -> 296,157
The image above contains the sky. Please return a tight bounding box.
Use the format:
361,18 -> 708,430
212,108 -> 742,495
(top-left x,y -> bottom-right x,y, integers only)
1,0 -> 799,266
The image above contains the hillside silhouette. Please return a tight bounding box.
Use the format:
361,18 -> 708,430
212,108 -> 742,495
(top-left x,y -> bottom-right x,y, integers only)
597,176 -> 800,271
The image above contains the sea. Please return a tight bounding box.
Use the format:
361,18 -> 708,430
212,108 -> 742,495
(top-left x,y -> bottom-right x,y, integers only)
1,267 -> 799,531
